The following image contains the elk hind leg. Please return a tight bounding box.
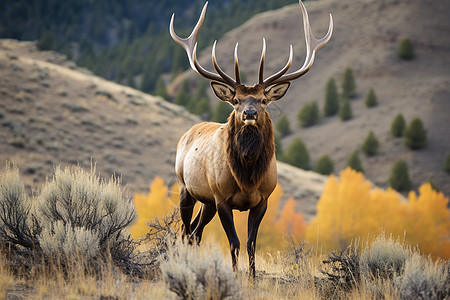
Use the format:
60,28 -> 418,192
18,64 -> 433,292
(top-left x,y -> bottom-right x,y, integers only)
192,203 -> 216,244
179,186 -> 196,238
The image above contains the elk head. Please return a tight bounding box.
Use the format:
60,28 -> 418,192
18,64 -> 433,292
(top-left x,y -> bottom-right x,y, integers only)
170,0 -> 333,127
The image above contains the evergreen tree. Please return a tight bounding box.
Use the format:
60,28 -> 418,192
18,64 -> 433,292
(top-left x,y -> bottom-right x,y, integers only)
298,101 -> 319,128
404,117 -> 427,150
191,97 -> 212,119
398,38 -> 415,60
175,80 -> 191,107
274,134 -> 284,160
314,155 -> 334,175
212,101 -> 233,123
362,130 -> 379,156
276,115 -> 292,137
339,98 -> 353,121
365,88 -> 378,108
324,77 -> 339,116
154,78 -> 168,100
342,67 -> 356,99
445,153 -> 450,174
390,113 -> 406,137
346,151 -> 364,173
37,32 -> 55,50
389,160 -> 413,192
283,137 -> 310,170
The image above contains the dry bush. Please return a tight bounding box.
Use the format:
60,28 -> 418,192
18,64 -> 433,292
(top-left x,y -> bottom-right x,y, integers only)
395,253 -> 450,300
360,234 -> 410,280
0,163 -> 144,275
0,163 -> 36,248
160,239 -> 239,300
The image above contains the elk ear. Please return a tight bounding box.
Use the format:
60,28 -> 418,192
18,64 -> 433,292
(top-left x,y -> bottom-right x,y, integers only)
211,81 -> 235,103
265,82 -> 290,102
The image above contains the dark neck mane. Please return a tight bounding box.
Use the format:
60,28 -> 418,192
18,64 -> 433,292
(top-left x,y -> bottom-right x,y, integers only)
226,112 -> 275,190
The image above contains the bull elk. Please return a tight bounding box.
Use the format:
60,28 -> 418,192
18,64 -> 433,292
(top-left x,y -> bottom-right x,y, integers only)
170,0 -> 333,277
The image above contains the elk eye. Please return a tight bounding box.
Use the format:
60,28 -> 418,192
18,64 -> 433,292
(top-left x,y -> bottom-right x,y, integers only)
262,99 -> 267,105
233,99 -> 239,105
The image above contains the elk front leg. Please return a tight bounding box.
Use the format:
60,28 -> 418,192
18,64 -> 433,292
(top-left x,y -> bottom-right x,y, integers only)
217,201 -> 240,272
247,198 -> 267,278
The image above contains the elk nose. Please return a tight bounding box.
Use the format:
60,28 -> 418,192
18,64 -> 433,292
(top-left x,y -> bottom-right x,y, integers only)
243,109 -> 257,120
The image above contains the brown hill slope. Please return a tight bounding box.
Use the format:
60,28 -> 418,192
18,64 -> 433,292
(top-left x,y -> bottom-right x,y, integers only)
170,0 -> 450,195
0,39 -> 327,220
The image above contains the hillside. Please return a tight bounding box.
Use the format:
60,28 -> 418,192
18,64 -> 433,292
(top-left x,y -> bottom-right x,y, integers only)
0,39 -> 326,220
170,0 -> 450,195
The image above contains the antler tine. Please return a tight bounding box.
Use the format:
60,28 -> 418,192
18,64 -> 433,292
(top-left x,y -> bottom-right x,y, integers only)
234,43 -> 241,85
211,41 -> 239,87
262,0 -> 333,87
170,2 -> 239,88
258,38 -> 266,85
260,44 -> 294,88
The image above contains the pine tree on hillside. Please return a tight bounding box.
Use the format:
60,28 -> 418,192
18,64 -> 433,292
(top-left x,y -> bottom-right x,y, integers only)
314,155 -> 334,175
362,131 -> 379,157
154,78 -> 168,100
276,115 -> 292,137
175,80 -> 191,107
324,77 -> 339,116
445,153 -> 450,174
404,117 -> 427,150
389,160 -> 413,192
346,151 -> 364,173
298,101 -> 319,128
398,38 -> 415,60
365,88 -> 378,108
283,137 -> 310,170
274,134 -> 284,160
342,67 -> 356,99
390,114 -> 406,137
339,98 -> 353,121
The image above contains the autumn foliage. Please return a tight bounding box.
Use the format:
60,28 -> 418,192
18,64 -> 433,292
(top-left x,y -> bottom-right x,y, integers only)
306,168 -> 450,259
130,178 -> 307,251
131,169 -> 449,259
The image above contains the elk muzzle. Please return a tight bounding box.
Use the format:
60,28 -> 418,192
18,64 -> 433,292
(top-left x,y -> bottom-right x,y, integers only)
243,109 -> 257,125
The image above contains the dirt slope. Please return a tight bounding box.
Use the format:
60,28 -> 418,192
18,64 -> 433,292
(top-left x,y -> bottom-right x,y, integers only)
0,39 -> 327,220
170,0 -> 450,195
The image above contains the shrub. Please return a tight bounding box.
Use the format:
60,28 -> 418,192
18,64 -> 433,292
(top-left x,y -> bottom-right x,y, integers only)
324,77 -> 339,116
395,253 -> 449,299
0,164 -> 139,272
398,38 -> 415,60
283,137 -> 310,169
404,117 -> 427,150
445,153 -> 450,174
276,114 -> 292,137
364,88 -> 378,108
298,101 -> 319,128
160,239 -> 238,300
314,155 -> 334,175
360,235 -> 409,280
0,163 -> 35,248
346,151 -> 364,173
342,67 -> 356,99
390,114 -> 406,137
37,32 -> 55,51
339,98 -> 353,121
389,160 -> 413,192
362,131 -> 379,156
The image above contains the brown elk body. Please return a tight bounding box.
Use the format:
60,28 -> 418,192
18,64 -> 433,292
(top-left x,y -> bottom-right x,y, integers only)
170,0 -> 333,277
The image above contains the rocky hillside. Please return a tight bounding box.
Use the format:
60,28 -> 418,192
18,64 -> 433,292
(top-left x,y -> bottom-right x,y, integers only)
0,39 -> 327,220
170,0 -> 450,195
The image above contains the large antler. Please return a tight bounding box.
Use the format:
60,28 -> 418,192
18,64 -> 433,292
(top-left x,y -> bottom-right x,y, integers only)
259,0 -> 333,88
170,2 -> 241,88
